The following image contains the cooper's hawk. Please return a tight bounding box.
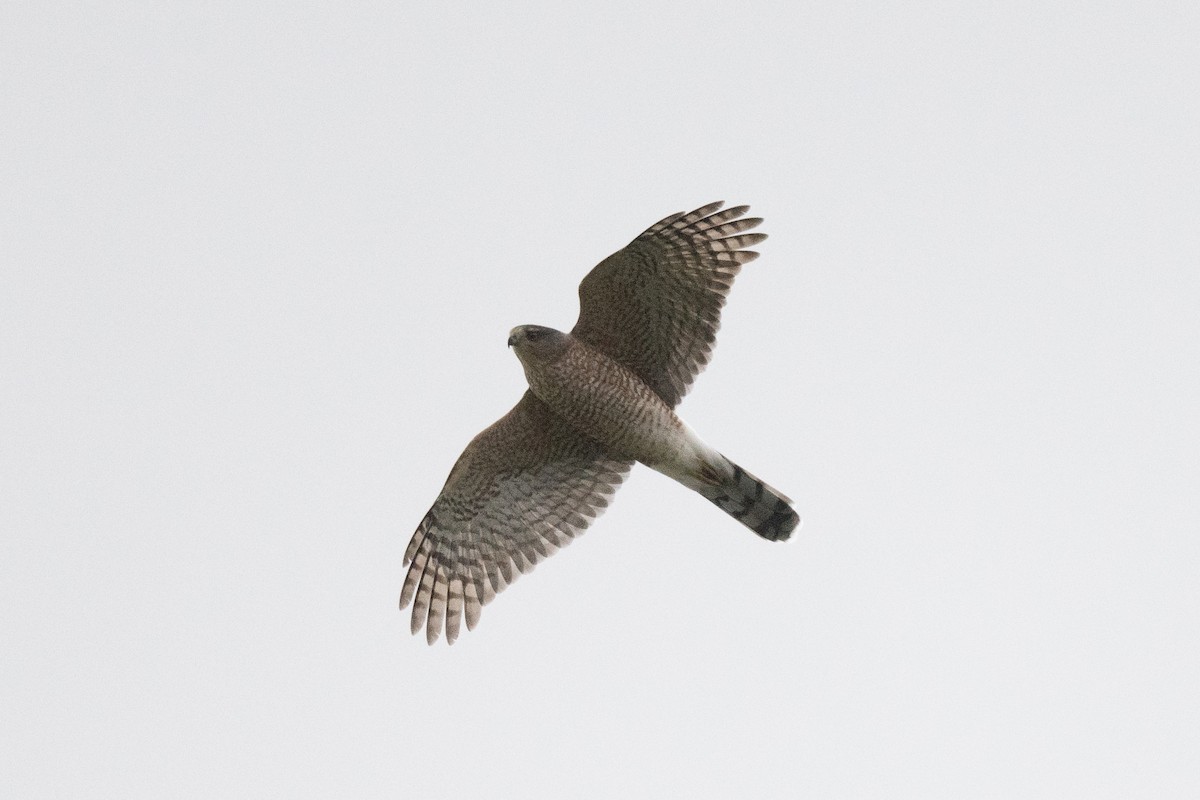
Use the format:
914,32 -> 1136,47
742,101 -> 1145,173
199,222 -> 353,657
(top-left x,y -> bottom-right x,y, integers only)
401,202 -> 799,644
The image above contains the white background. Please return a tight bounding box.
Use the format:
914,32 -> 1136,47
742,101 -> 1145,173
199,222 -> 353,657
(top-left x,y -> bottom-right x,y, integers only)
3,3 -> 1197,797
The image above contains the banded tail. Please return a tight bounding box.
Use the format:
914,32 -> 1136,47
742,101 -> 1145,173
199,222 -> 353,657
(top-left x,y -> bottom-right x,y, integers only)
695,456 -> 800,541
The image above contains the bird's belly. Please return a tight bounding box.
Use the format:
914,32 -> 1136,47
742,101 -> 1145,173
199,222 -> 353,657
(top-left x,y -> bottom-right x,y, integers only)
526,349 -> 690,466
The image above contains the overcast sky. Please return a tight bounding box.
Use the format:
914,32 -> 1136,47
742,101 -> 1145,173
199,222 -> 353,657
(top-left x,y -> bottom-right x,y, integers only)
3,3 -> 1197,798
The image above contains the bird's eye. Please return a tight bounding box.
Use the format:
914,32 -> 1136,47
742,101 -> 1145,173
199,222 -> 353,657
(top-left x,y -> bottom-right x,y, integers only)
527,329 -> 543,340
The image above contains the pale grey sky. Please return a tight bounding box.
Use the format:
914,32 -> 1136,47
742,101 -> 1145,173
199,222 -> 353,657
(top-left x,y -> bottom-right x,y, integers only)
2,3 -> 1198,798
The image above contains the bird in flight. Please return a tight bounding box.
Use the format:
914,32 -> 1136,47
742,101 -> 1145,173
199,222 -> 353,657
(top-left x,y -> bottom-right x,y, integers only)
401,202 -> 799,644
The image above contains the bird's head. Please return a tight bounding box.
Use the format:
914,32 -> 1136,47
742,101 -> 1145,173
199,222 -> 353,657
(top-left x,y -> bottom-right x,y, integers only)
507,325 -> 569,364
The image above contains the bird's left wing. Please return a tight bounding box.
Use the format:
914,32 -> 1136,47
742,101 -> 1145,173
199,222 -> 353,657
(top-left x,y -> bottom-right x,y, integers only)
572,202 -> 766,408
401,391 -> 632,644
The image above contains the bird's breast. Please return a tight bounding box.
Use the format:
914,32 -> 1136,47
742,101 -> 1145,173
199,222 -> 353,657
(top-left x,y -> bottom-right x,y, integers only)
523,341 -> 686,465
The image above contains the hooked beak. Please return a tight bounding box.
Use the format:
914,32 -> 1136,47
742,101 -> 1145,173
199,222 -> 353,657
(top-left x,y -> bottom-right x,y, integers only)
507,334 -> 517,347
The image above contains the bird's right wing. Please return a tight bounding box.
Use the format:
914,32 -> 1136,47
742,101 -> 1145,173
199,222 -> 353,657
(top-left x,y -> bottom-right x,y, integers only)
401,391 -> 632,645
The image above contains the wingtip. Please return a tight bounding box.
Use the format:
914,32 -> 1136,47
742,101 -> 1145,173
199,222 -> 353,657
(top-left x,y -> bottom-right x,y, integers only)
693,200 -> 726,217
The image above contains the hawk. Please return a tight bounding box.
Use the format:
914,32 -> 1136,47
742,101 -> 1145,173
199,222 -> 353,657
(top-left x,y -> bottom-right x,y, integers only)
401,202 -> 800,644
